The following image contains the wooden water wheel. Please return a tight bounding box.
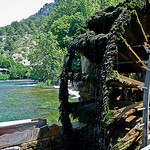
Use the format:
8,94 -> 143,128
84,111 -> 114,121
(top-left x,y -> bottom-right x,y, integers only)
59,0 -> 150,149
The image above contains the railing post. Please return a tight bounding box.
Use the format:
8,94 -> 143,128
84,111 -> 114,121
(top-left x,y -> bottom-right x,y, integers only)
142,55 -> 150,147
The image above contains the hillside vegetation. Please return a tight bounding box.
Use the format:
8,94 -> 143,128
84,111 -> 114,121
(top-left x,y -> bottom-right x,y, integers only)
0,0 -> 124,81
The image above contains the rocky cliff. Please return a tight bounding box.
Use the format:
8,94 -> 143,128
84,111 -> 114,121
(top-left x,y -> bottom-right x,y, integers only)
30,3 -> 55,18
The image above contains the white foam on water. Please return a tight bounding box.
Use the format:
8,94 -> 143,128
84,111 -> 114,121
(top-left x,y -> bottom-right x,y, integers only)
45,85 -> 80,99
44,85 -> 59,89
15,84 -> 37,87
53,85 -> 59,89
5,79 -> 34,82
68,89 -> 80,99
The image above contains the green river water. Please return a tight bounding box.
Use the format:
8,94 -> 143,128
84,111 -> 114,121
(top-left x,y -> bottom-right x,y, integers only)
0,79 -> 61,125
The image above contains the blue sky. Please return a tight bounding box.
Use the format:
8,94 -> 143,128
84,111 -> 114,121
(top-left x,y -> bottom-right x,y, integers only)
0,0 -> 54,27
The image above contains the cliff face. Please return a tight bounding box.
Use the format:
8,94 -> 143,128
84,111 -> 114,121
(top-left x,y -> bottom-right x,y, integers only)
54,0 -> 58,3
30,3 -> 55,18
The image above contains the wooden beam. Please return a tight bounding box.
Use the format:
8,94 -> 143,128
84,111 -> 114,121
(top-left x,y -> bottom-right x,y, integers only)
120,75 -> 144,86
137,16 -> 148,43
0,124 -> 60,149
142,55 -> 150,147
112,101 -> 143,120
59,75 -> 73,150
116,128 -> 141,149
108,75 -> 144,88
0,119 -> 46,136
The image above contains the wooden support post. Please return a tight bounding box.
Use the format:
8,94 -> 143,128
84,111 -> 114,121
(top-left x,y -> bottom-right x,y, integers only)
59,75 -> 73,150
142,55 -> 150,147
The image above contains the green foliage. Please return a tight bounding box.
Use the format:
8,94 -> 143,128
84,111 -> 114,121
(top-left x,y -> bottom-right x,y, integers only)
4,36 -> 16,52
0,55 -> 12,68
0,15 -> 49,37
5,26 -> 15,36
0,38 -> 2,42
29,32 -> 66,82
0,50 -> 4,55
36,79 -> 57,88
71,52 -> 81,73
0,28 -> 5,35
45,79 -> 56,86
51,12 -> 84,47
36,82 -> 47,88
11,21 -> 24,35
9,63 -> 30,79
0,55 -> 30,79
0,74 -> 10,80
21,47 -> 28,52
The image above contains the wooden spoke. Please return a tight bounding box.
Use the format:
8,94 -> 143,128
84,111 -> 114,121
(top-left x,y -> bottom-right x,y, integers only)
123,38 -> 147,71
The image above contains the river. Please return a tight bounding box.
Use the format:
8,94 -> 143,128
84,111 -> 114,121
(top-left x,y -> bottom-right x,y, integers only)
0,79 -> 62,125
0,79 -> 79,125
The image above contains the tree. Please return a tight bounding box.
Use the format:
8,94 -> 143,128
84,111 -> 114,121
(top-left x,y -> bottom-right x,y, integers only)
0,38 -> 2,42
4,36 -> 16,52
29,32 -> 66,81
5,26 -> 15,36
0,55 -> 11,69
28,19 -> 36,33
0,55 -> 30,79
51,12 -> 84,47
21,23 -> 31,33
9,63 -> 27,79
0,28 -> 5,35
44,0 -> 82,32
11,21 -> 21,35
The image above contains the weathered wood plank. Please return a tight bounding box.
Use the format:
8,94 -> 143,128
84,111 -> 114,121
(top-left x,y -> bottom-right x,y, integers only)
118,131 -> 140,150
0,119 -> 46,136
0,124 -> 60,149
136,15 -> 148,43
108,74 -> 144,88
0,127 -> 40,148
112,101 -> 142,120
